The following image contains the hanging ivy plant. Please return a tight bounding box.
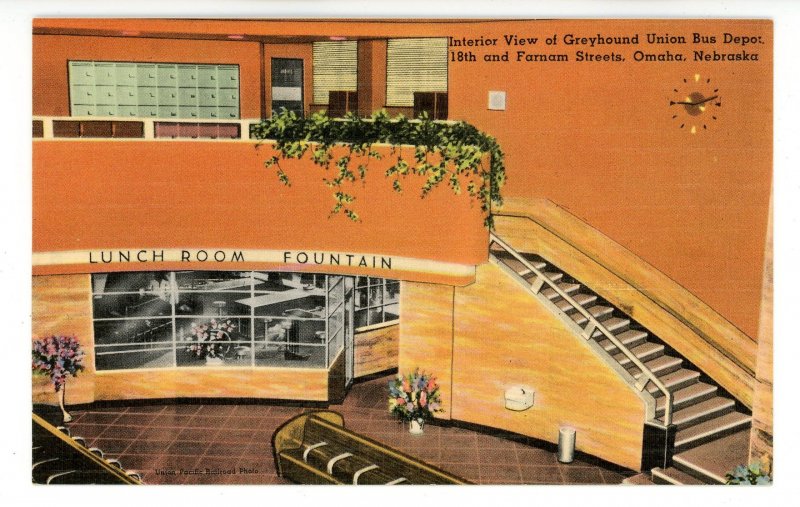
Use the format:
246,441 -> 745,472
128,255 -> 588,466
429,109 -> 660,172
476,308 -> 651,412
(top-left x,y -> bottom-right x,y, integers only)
250,109 -> 505,228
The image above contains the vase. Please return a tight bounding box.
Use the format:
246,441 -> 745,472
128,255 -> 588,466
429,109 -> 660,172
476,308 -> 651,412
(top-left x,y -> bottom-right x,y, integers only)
206,356 -> 224,365
409,418 -> 424,435
58,382 -> 72,423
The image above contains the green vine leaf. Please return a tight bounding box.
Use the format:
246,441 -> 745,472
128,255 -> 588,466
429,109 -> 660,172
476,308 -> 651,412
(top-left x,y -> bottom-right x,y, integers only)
252,109 -> 506,226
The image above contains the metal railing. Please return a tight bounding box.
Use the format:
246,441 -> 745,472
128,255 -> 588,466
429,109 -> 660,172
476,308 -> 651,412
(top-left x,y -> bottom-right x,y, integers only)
489,233 -> 673,426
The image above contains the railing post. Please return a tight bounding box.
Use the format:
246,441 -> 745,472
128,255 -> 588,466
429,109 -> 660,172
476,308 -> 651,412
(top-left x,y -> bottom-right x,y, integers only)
530,276 -> 545,294
143,119 -> 155,140
42,118 -> 54,139
663,395 -> 673,426
582,322 -> 596,340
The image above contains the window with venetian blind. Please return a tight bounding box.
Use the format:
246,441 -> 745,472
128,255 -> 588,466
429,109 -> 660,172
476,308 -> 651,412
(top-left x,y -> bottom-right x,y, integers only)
385,38 -> 448,108
312,41 -> 358,105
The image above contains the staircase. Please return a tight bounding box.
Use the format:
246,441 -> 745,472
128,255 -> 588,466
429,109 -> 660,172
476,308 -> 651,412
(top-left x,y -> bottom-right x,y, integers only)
488,235 -> 751,485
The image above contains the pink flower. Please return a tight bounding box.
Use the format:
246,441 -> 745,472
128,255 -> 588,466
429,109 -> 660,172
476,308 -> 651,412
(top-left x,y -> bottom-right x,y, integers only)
402,379 -> 410,392
420,391 -> 427,407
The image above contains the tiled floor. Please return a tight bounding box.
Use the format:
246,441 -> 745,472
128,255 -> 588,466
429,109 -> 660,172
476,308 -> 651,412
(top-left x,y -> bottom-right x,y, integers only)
63,375 -> 633,485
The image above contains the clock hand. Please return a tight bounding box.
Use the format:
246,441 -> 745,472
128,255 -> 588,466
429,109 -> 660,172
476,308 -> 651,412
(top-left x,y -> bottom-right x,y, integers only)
691,95 -> 719,106
670,95 -> 719,106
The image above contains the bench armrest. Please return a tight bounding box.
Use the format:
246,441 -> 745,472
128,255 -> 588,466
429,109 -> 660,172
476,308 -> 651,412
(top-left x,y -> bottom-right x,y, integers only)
271,411 -> 344,476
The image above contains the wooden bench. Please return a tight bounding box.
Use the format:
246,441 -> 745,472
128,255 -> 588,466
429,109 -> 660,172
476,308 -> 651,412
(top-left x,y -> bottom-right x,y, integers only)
272,411 -> 469,485
32,411 -> 142,485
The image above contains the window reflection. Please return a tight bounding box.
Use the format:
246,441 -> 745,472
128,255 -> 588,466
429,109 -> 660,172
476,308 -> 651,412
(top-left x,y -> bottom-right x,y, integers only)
354,278 -> 400,330
91,270 -> 394,372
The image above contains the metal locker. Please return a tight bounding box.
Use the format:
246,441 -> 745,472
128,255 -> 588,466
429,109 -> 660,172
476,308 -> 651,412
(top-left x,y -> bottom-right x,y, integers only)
137,87 -> 158,106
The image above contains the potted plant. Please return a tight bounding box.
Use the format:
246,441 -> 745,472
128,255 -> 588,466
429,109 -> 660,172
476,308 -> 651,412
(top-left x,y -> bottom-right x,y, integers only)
388,369 -> 443,435
726,455 -> 773,485
32,335 -> 85,423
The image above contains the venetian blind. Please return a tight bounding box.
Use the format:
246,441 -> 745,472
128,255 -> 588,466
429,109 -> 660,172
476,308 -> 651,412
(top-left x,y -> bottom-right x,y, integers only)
386,38 -> 448,107
312,41 -> 358,105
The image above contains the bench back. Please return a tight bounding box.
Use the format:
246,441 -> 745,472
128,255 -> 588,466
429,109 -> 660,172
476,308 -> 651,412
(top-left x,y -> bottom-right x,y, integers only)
302,414 -> 466,484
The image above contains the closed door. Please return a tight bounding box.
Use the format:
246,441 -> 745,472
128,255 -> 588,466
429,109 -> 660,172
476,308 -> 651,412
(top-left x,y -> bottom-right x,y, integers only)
271,58 -> 304,117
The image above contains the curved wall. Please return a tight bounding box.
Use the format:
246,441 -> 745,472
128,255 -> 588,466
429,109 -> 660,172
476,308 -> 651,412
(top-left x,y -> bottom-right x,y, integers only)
400,264 -> 647,471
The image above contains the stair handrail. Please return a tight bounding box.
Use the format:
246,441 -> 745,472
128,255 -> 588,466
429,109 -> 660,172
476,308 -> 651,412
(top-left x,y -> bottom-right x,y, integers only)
489,232 -> 674,425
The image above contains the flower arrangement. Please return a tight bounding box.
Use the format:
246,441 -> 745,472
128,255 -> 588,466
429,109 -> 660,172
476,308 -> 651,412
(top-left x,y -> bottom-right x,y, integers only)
184,319 -> 235,359
388,369 -> 443,422
32,335 -> 85,392
726,455 -> 773,485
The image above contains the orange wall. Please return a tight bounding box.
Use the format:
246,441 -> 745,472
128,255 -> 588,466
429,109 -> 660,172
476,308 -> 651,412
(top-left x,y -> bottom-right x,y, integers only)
398,282 -> 454,419
354,324 -> 399,378
357,40 -> 387,115
445,19 -> 772,337
32,274 -> 96,406
32,141 -> 488,280
32,19 -> 773,336
94,368 -> 329,402
451,263 -> 646,471
398,267 -> 646,470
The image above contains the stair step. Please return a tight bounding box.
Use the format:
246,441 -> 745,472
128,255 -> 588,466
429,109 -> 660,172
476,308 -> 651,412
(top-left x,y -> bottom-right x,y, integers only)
555,293 -> 597,313
596,328 -> 645,353
541,282 -> 581,300
672,430 -> 751,484
570,305 -> 614,326
538,271 -> 564,282
614,342 -> 664,367
628,355 -> 683,379
622,473 -> 655,485
523,270 -> 564,284
651,467 -> 706,485
665,396 -> 736,430
492,251 -> 547,278
656,382 -> 718,416
674,411 -> 751,452
646,368 -> 701,396
590,317 -> 631,338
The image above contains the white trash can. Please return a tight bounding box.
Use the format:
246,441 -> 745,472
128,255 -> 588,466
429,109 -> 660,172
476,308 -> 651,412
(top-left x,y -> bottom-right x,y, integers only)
558,426 -> 576,463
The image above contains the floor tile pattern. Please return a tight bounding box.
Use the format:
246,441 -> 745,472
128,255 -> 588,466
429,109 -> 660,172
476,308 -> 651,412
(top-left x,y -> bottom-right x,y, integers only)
64,375 -> 633,485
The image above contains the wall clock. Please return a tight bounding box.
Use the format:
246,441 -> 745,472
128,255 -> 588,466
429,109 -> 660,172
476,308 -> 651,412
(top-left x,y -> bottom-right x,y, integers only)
669,74 -> 721,134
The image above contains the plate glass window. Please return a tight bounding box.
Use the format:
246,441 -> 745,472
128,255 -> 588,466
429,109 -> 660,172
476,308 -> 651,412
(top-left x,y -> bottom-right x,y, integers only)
91,271 -> 398,371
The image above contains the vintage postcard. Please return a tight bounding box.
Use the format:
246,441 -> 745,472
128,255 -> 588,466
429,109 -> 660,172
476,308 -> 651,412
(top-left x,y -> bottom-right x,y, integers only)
29,15 -> 773,489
